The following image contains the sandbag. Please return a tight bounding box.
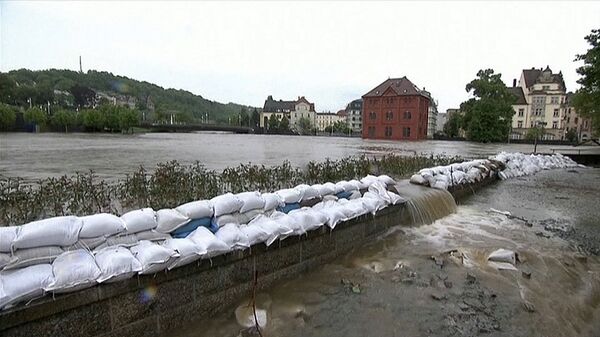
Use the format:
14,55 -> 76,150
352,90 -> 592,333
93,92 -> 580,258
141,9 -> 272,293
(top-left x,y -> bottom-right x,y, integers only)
261,193 -> 283,212
175,200 -> 214,220
312,183 -> 335,197
410,174 -> 427,185
360,175 -> 379,187
247,215 -> 293,246
278,203 -> 301,214
155,209 -> 191,233
130,240 -> 179,275
104,233 -> 140,248
120,208 -> 157,234
211,193 -> 243,217
12,216 -> 82,250
95,246 -> 142,283
0,253 -> 10,269
363,192 -> 389,212
171,217 -> 212,238
295,184 -> 320,201
45,249 -> 101,293
79,213 -> 125,238
4,246 -> 64,270
323,182 -> 343,194
348,179 -> 367,191
348,190 -> 362,200
0,226 -> 19,253
335,180 -> 358,192
161,238 -> 202,270
187,227 -> 231,258
0,264 -> 53,309
215,223 -> 250,250
270,211 -> 304,236
387,191 -> 406,205
275,188 -> 303,204
487,248 -> 516,265
136,230 -> 172,242
236,192 -> 266,213
239,224 -> 269,246
288,208 -> 327,232
377,175 -> 396,185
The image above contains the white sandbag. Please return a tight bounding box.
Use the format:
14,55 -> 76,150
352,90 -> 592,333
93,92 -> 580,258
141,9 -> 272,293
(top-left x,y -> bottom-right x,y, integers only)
103,233 -> 140,248
161,238 -> 202,270
363,192 -> 389,212
287,208 -> 327,232
360,197 -> 379,215
323,181 -> 344,194
377,175 -> 396,185
236,192 -> 266,213
360,175 -> 379,187
312,183 -> 335,197
130,240 -> 179,275
312,207 -> 347,230
340,199 -> 370,218
175,200 -> 214,219
487,261 -> 518,271
0,253 -> 9,269
367,181 -> 392,203
95,246 -> 143,283
275,188 -> 303,204
12,216 -> 82,250
348,190 -> 362,200
0,264 -> 53,309
0,227 -> 19,253
270,211 -> 304,236
215,223 -> 250,250
247,215 -> 293,246
387,191 -> 406,205
155,209 -> 190,233
487,249 -> 516,265
211,193 -> 243,217
432,180 -> 449,190
261,193 -> 283,211
79,213 -> 126,238
450,171 -> 467,185
239,224 -> 269,246
348,179 -> 367,190
4,246 -> 64,270
214,213 -> 241,227
410,174 -> 427,185
135,230 -> 172,242
322,194 -> 339,202
45,249 -> 101,293
187,227 -> 231,258
120,208 -> 157,234
64,236 -> 107,251
294,184 -> 320,201
239,209 -> 264,225
335,180 -> 358,192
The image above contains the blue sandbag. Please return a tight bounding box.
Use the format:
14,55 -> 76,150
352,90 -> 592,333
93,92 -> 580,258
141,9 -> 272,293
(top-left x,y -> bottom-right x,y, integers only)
277,203 -> 301,214
171,217 -> 212,237
336,191 -> 353,200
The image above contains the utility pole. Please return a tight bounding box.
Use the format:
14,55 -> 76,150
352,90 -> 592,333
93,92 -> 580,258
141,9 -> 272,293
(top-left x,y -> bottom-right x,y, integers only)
79,56 -> 83,73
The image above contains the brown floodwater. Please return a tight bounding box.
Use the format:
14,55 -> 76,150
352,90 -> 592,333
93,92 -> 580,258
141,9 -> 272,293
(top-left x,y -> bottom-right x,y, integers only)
169,168 -> 600,337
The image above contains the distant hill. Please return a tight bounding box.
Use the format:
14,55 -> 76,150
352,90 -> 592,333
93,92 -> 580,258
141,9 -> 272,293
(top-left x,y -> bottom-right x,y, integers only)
0,68 -> 256,123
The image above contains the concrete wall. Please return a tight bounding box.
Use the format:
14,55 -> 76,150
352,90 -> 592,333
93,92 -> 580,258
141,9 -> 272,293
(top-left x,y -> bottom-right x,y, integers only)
0,205 -> 410,337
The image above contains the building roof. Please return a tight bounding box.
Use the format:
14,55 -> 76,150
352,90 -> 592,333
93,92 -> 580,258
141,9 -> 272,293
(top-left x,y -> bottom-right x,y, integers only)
522,67 -> 566,91
336,109 -> 347,117
362,77 -> 429,98
263,95 -> 315,112
507,87 -> 527,105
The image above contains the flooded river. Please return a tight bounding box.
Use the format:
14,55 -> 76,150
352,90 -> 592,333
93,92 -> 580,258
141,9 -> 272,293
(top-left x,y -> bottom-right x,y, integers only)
171,168 -> 600,337
0,132 -> 583,180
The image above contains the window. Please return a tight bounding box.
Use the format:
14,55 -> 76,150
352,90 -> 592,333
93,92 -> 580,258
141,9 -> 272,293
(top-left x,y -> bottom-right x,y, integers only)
369,112 -> 376,120
404,111 -> 412,119
551,96 -> 559,104
575,117 -> 578,124
518,109 -> 524,117
584,120 -> 589,128
552,121 -> 558,129
368,126 -> 375,138
553,109 -> 559,117
567,117 -> 570,123
385,111 -> 393,120
517,121 -> 523,128
542,85 -> 550,90
533,96 -> 545,104
402,127 -> 411,138
534,108 -> 543,116
384,126 -> 392,137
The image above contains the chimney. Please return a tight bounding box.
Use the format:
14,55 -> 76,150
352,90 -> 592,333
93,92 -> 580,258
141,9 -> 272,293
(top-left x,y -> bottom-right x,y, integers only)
513,79 -> 517,87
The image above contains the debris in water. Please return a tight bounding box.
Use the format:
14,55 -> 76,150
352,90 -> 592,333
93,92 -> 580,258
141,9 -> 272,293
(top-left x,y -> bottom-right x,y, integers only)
235,305 -> 267,328
351,284 -> 361,294
466,273 -> 477,284
487,248 -> 517,265
522,300 -> 536,313
488,261 -> 518,271
431,292 -> 447,301
521,271 -> 532,279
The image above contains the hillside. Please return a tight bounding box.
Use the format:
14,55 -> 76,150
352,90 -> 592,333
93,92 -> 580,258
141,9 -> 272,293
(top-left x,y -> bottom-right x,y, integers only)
0,68 -> 256,123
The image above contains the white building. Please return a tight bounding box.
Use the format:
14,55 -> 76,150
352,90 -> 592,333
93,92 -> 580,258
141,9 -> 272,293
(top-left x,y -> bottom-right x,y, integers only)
345,99 -> 363,133
436,113 -> 447,132
260,95 -> 315,131
315,111 -> 346,131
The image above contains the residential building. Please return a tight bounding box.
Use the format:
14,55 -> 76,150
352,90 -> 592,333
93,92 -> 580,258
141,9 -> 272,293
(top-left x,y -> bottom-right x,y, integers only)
315,111 -> 346,131
509,66 -> 568,140
436,113 -> 447,132
362,77 -> 430,141
260,95 -> 315,131
345,99 -> 363,133
563,93 -> 593,142
421,89 -> 438,138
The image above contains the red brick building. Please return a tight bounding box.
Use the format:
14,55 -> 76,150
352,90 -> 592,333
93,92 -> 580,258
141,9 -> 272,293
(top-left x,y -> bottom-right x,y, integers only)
362,77 -> 430,140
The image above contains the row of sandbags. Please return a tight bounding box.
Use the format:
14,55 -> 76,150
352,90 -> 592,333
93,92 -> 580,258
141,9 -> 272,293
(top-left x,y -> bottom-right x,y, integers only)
491,152 -> 579,180
409,159 -> 502,190
0,177 -> 400,310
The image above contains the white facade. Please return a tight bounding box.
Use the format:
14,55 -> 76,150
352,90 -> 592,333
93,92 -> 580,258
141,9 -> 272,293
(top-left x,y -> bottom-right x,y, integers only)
290,102 -> 315,130
315,113 -> 345,131
346,99 -> 363,133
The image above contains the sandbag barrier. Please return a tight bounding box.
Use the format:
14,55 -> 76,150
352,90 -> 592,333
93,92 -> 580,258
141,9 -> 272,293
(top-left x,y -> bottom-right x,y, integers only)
0,175 -> 404,311
409,152 -> 580,190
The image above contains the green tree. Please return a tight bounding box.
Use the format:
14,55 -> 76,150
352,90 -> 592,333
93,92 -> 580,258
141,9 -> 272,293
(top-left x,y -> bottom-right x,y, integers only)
0,103 -> 16,130
460,69 -> 516,142
565,128 -> 578,143
279,115 -> 290,132
24,107 -> 47,130
525,126 -> 544,141
239,108 -> 249,126
82,109 -> 104,131
268,113 -> 280,131
572,28 -> 600,137
0,74 -> 17,104
51,109 -> 78,132
119,108 -> 139,133
297,117 -> 313,135
251,108 -> 260,128
444,113 -> 462,138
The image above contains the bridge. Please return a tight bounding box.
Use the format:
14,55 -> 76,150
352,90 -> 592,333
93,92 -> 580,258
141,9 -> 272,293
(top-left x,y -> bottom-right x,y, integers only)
140,122 -> 254,134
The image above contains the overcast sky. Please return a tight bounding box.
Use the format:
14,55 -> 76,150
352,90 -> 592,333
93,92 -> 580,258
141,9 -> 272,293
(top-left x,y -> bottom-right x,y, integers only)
1,1 -> 599,113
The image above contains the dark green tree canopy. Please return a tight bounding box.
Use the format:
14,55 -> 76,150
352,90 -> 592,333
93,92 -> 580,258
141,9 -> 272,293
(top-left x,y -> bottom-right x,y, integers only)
573,28 -> 600,137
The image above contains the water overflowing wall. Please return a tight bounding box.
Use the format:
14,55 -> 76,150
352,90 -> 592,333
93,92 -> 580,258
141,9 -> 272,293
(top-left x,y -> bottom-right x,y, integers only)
0,174 -> 499,337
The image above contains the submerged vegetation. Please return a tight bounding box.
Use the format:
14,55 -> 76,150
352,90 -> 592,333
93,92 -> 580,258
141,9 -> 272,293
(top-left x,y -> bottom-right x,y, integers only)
0,154 -> 462,226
